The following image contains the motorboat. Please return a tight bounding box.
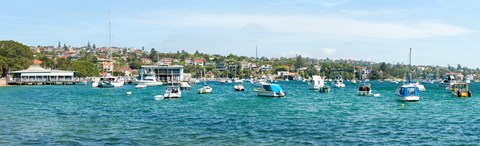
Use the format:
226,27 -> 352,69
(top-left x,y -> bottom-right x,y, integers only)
164,86 -> 181,98
132,72 -> 163,86
234,79 -> 245,91
450,82 -> 472,97
333,74 -> 345,88
396,83 -> 420,101
358,83 -> 372,96
256,83 -> 286,97
92,73 -> 124,88
253,79 -> 268,92
179,81 -> 191,90
308,75 -> 324,90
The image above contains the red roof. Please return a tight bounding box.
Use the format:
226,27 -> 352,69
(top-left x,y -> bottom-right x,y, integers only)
33,59 -> 42,65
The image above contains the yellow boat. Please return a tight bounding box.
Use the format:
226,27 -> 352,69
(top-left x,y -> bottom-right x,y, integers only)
451,83 -> 472,97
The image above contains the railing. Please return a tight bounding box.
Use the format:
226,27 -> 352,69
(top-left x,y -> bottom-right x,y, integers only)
8,78 -> 76,83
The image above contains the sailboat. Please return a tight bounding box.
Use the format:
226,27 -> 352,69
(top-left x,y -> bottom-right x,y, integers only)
197,66 -> 212,94
395,48 -> 420,101
164,70 -> 181,98
351,64 -> 357,84
92,12 -> 124,88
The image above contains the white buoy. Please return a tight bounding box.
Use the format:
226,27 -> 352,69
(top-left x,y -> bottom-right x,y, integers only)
154,95 -> 164,100
126,91 -> 132,95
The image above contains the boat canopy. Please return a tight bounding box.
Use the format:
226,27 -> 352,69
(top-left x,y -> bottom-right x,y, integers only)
263,84 -> 284,93
399,86 -> 419,96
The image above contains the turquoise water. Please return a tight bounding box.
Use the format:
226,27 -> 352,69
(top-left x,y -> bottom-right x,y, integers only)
1,81 -> 480,145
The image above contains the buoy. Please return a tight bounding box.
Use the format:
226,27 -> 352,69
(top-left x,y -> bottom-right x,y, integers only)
401,104 -> 404,108
126,91 -> 132,95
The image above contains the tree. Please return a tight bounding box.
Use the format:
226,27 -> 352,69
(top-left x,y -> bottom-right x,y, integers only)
92,44 -> 96,50
63,43 -> 68,51
58,41 -> 61,48
0,40 -> 34,77
149,48 -> 158,62
72,61 -> 99,77
87,41 -> 91,50
129,60 -> 142,70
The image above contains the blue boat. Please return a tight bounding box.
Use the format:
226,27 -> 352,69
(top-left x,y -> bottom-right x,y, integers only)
396,48 -> 420,102
256,83 -> 286,97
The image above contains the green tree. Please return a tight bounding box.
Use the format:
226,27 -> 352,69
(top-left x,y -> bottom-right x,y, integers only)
72,61 -> 99,77
129,60 -> 142,70
0,40 -> 34,77
149,48 -> 158,62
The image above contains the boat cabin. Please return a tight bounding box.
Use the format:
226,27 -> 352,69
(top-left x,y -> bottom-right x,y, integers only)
398,86 -> 419,97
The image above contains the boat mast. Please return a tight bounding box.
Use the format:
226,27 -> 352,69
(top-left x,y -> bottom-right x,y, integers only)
108,10 -> 112,75
203,65 -> 206,86
408,48 -> 412,83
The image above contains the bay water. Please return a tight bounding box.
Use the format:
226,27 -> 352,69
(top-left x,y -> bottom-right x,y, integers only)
1,81 -> 480,145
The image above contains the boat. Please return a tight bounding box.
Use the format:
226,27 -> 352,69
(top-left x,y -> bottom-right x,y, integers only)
164,86 -> 181,98
220,79 -> 226,84
132,71 -> 163,86
358,83 -> 372,96
197,65 -> 212,94
319,85 -> 330,93
308,75 -> 324,90
333,74 -> 345,88
450,82 -> 472,97
179,81 -> 191,90
351,64 -> 357,84
396,48 -> 420,102
413,82 -> 426,92
253,78 -> 268,92
135,83 -> 147,89
256,83 -> 286,97
163,70 -> 181,98
234,79 -> 245,91
92,74 -> 125,88
92,14 -> 124,88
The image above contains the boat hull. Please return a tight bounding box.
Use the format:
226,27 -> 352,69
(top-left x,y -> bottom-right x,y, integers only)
358,90 -> 372,96
256,91 -> 286,97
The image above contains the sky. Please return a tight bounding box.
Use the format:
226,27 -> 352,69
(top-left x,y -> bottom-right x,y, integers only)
1,0 -> 480,68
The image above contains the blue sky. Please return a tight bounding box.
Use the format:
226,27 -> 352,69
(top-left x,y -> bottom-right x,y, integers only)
1,0 -> 479,68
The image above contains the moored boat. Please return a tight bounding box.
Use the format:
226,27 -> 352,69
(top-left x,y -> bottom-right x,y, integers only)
358,83 -> 372,96
234,79 -> 245,91
256,83 -> 286,97
308,75 -> 324,90
450,82 -> 472,97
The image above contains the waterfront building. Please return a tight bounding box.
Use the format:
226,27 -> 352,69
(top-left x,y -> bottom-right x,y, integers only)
141,65 -> 184,83
8,64 -> 77,85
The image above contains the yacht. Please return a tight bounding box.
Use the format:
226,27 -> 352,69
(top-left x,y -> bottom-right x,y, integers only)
308,75 -> 324,90
197,66 -> 212,94
256,83 -> 286,97
92,74 -> 124,88
234,79 -> 245,91
413,82 -> 426,92
396,48 -> 420,102
132,72 -> 163,86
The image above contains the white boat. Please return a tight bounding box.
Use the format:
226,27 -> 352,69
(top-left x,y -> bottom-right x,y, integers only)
256,83 -> 286,97
179,81 -> 191,90
351,79 -> 357,84
164,86 -> 181,98
132,72 -> 163,86
92,74 -> 125,88
413,82 -> 426,92
308,75 -> 324,90
226,79 -> 232,83
234,79 -> 245,91
396,48 -> 420,102
198,66 -> 212,94
163,70 -> 181,98
333,74 -> 345,88
358,83 -> 372,96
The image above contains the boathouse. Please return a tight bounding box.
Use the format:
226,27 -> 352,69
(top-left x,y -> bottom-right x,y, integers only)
140,65 -> 184,83
8,65 -> 77,85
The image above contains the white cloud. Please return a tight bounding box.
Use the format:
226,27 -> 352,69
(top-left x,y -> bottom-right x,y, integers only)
323,48 -> 337,55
